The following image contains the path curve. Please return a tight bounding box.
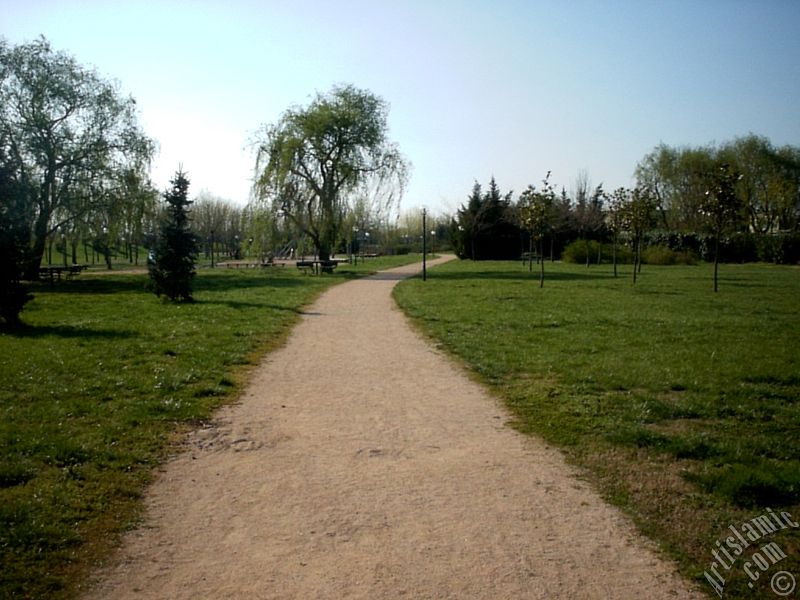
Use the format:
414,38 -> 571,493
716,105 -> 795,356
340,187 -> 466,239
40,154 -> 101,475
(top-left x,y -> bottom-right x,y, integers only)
87,257 -> 699,599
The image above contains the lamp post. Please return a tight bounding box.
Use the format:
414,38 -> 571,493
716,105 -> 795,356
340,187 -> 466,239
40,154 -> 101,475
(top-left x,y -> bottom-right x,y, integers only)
60,228 -> 67,267
422,208 -> 427,282
210,230 -> 215,268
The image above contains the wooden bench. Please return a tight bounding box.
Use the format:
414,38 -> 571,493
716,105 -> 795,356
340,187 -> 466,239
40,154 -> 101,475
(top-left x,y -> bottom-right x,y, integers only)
521,252 -> 540,265
295,260 -> 339,275
296,260 -> 316,274
221,259 -> 278,269
39,264 -> 88,285
318,260 -> 338,274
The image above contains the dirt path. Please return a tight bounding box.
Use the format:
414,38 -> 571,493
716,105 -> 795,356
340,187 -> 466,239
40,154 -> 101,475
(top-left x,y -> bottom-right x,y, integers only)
86,257 -> 699,599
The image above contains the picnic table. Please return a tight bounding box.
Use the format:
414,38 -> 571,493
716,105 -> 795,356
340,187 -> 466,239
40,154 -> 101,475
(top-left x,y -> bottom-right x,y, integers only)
38,264 -> 88,285
218,258 -> 280,269
520,251 -> 540,265
295,258 -> 347,275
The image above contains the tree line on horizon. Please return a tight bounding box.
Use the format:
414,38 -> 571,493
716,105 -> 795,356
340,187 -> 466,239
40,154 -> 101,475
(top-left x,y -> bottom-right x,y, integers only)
453,134 -> 800,273
3,35 -> 800,325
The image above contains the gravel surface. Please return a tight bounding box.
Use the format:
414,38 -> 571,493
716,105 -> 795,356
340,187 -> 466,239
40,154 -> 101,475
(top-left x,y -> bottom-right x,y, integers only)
86,256 -> 699,599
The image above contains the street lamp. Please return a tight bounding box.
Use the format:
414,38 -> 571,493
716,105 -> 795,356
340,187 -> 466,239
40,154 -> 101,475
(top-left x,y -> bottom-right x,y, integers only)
211,230 -> 217,267
60,228 -> 67,267
422,208 -> 427,282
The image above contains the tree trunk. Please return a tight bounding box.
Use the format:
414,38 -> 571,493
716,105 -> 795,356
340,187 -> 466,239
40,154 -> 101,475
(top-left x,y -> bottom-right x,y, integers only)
713,235 -> 720,292
539,237 -> 545,288
612,233 -> 618,278
637,238 -> 643,274
529,235 -> 533,273
24,211 -> 50,279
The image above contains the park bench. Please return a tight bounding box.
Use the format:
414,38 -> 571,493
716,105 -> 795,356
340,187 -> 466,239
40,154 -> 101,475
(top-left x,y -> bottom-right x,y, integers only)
295,259 -> 339,275
221,258 -> 279,269
521,252 -> 540,265
296,260 -> 316,274
39,264 -> 88,285
319,260 -> 338,274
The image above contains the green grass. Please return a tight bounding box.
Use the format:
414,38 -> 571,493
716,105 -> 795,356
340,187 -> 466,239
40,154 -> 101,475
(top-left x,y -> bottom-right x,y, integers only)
394,259 -> 800,599
0,253 -> 422,599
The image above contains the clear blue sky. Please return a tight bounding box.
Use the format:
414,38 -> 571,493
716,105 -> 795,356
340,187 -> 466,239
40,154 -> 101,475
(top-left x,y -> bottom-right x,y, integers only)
3,0 -> 799,215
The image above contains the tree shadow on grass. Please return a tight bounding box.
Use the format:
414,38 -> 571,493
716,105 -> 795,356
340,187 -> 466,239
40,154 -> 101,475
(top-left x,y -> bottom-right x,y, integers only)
193,274 -> 311,293
198,299 -> 311,314
30,276 -> 149,295
417,268 -> 613,283
4,323 -> 134,339
32,272 -> 315,296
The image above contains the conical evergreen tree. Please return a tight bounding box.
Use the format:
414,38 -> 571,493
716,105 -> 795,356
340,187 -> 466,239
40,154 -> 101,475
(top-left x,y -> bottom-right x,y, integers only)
149,169 -> 198,301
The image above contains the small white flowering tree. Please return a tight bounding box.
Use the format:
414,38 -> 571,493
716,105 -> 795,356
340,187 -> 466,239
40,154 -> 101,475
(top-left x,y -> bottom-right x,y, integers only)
700,164 -> 742,292
518,172 -> 556,287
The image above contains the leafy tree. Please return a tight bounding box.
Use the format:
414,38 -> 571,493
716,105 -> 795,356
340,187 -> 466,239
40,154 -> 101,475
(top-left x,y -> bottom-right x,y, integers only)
253,84 -> 408,261
549,187 -> 574,261
518,172 -> 555,287
0,37 -> 154,278
719,134 -> 800,235
635,144 -> 717,231
149,170 -> 198,302
606,187 -> 628,278
571,171 -> 605,266
701,164 -> 742,292
192,193 -> 245,262
0,163 -> 32,327
623,186 -> 657,284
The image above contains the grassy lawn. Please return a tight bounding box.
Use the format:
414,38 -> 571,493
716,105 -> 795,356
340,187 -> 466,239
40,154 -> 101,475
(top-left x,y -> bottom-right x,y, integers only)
0,254 -> 422,599
394,259 -> 800,599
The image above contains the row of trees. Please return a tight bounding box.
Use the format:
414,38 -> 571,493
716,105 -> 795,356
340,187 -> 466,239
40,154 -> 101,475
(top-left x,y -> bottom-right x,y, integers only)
4,36 -> 798,320
453,136 -> 800,275
636,135 -> 800,235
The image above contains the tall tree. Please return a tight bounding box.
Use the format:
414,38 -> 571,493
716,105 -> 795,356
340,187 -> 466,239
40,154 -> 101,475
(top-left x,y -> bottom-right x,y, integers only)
455,177 -> 518,260
149,170 -> 198,302
253,84 -> 408,261
0,37 -> 155,278
635,144 -> 716,231
719,134 -> 800,235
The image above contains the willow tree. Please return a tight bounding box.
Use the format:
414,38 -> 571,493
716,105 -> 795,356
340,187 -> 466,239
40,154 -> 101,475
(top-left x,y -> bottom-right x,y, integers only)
0,37 -> 154,278
253,85 -> 408,261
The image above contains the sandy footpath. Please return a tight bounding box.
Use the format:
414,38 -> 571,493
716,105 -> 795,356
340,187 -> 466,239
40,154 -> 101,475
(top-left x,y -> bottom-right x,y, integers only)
86,256 -> 699,599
